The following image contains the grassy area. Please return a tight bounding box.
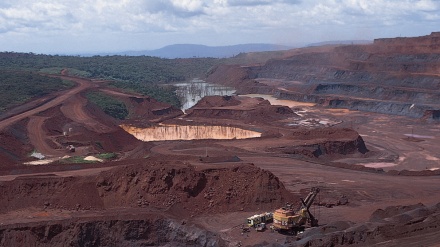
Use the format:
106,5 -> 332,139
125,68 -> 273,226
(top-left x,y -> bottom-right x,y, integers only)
96,153 -> 117,160
85,91 -> 129,120
59,156 -> 96,164
59,153 -> 117,164
109,81 -> 181,108
39,67 -> 64,74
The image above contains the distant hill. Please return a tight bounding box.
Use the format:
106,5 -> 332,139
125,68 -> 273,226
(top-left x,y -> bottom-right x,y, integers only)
96,44 -> 292,58
307,40 -> 372,47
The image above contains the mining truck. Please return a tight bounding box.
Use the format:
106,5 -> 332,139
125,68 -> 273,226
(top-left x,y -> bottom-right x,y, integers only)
246,212 -> 273,227
272,187 -> 320,234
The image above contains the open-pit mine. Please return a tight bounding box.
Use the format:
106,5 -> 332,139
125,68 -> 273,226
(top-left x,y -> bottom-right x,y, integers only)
121,124 -> 261,141
0,33 -> 440,247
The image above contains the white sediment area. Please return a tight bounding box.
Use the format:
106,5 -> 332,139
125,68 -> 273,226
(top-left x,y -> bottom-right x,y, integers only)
121,124 -> 261,141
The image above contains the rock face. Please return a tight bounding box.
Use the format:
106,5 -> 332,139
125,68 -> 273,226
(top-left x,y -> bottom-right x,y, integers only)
293,202 -> 440,247
207,32 -> 440,119
0,216 -> 224,247
269,128 -> 368,158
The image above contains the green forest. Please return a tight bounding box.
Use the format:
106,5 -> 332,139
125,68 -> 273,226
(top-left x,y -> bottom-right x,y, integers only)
0,70 -> 73,114
0,52 -> 222,114
0,52 -> 220,83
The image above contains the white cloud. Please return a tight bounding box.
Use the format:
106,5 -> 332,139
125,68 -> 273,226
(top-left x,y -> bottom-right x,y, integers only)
227,0 -> 300,6
171,0 -> 204,12
0,0 -> 439,53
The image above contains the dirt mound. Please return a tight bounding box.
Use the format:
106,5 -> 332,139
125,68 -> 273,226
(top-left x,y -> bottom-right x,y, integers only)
123,96 -> 183,123
0,174 -> 104,213
0,161 -> 293,215
97,161 -> 293,214
288,128 -> 360,141
369,203 -> 427,222
0,160 -> 295,246
270,128 -> 368,158
186,95 -> 296,123
294,202 -> 440,246
192,95 -> 241,108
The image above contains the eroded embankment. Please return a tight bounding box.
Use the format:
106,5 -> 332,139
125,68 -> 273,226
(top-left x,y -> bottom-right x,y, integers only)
269,128 -> 368,158
293,202 -> 440,247
274,90 -> 435,118
121,124 -> 261,141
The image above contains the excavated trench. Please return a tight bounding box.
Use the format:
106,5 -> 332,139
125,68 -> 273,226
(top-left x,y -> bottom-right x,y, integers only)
121,124 -> 261,141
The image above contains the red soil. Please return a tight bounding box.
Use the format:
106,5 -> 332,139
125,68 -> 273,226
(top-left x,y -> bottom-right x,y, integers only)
0,33 -> 440,246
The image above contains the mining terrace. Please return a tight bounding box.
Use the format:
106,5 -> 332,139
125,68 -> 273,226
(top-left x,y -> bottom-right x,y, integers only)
0,33 -> 440,246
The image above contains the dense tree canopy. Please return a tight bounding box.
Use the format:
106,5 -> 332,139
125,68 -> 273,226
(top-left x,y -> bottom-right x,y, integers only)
0,52 -> 220,83
0,70 -> 73,114
0,52 -> 221,113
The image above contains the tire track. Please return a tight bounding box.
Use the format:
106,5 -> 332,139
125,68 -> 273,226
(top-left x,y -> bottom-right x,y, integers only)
27,116 -> 64,156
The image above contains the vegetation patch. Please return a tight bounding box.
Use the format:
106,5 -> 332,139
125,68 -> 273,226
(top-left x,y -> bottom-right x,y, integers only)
59,156 -> 96,164
0,70 -> 74,114
0,52 -> 219,83
110,81 -> 181,108
86,91 -> 129,120
0,52 -> 223,108
96,153 -> 117,160
39,67 -> 64,75
65,68 -> 92,77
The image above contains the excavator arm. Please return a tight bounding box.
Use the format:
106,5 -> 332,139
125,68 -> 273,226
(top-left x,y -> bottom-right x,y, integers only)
299,187 -> 320,226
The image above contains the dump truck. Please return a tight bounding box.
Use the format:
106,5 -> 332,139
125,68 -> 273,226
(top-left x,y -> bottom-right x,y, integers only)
273,187 -> 320,234
246,212 -> 273,227
67,145 -> 75,152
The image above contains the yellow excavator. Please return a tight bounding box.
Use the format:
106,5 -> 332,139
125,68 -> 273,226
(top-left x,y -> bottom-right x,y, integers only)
272,187 -> 320,234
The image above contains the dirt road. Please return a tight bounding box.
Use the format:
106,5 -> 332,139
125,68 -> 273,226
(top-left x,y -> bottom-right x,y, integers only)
27,116 -> 64,156
60,94 -> 115,133
0,75 -> 94,131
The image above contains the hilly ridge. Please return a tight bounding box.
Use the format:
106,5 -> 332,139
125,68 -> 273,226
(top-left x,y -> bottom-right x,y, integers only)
97,43 -> 292,58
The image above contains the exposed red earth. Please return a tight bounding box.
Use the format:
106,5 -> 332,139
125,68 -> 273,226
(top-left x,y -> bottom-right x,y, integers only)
0,33 -> 440,246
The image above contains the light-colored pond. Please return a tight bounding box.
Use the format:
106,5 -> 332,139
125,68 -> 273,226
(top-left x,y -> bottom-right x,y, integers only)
174,80 -> 236,111
241,94 -> 316,108
404,134 -> 435,139
121,124 -> 261,141
362,162 -> 399,168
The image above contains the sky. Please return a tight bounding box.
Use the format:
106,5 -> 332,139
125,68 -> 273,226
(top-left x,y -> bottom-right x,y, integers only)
0,0 -> 439,54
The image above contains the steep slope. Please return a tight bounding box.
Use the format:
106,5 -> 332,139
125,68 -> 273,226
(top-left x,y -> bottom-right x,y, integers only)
208,32 -> 440,119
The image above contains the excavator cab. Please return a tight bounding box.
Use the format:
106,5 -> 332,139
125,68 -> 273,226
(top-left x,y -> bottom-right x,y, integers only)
273,187 -> 320,233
